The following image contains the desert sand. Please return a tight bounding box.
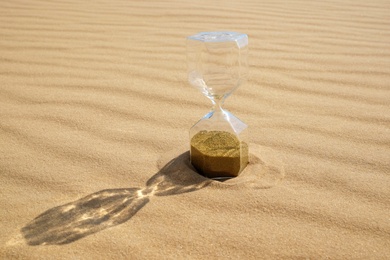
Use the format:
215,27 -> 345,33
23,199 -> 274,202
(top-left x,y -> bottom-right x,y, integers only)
1,0 -> 390,259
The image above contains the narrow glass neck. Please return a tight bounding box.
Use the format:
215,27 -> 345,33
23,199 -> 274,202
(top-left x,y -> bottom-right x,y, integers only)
211,96 -> 226,112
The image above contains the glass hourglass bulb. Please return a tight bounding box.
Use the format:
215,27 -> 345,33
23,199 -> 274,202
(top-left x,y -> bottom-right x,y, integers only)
187,31 -> 249,179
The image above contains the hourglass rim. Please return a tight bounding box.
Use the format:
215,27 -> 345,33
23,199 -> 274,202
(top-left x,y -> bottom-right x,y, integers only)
187,31 -> 248,48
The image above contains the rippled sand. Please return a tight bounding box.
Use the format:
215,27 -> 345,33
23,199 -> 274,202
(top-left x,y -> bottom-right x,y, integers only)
1,0 -> 389,259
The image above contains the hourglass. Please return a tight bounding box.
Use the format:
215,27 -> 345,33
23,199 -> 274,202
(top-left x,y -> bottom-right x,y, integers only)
187,31 -> 249,179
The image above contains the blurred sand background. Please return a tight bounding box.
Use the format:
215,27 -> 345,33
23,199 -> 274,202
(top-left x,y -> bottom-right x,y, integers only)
1,0 -> 390,259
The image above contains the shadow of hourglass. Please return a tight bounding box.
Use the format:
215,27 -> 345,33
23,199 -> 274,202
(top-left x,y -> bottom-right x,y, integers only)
21,151 -> 212,245
21,145 -> 284,245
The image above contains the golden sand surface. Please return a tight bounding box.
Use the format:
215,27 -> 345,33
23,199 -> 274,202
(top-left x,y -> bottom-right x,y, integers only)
1,0 -> 389,259
190,131 -> 248,178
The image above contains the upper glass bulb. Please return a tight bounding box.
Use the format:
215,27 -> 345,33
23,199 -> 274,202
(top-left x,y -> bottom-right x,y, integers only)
187,31 -> 248,102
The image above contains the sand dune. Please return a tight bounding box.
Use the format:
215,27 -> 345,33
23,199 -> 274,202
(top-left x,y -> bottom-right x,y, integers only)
1,0 -> 390,259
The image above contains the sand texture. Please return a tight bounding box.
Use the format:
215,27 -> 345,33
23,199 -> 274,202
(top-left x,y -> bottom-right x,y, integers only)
1,0 -> 390,259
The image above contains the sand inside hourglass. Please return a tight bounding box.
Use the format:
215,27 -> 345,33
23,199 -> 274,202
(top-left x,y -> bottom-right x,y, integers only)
190,130 -> 249,178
